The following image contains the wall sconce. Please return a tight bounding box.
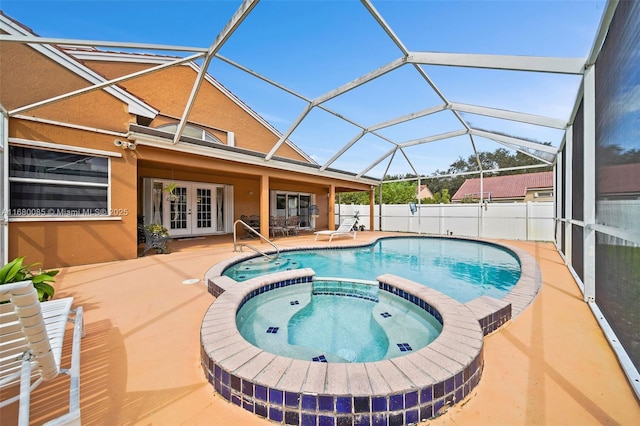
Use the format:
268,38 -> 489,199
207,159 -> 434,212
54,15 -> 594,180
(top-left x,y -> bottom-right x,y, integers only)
114,139 -> 137,150
248,191 -> 254,195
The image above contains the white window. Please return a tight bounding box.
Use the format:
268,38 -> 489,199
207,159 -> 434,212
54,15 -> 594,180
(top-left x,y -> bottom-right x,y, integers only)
9,145 -> 110,216
157,123 -> 222,144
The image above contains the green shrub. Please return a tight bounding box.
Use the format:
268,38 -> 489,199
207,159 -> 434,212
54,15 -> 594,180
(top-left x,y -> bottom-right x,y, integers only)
0,257 -> 58,302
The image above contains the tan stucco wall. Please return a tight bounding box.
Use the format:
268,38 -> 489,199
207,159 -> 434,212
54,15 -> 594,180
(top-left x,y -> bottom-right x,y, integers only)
7,121 -> 138,268
83,60 -> 307,161
136,145 -> 369,231
2,42 -> 369,268
0,42 -> 133,131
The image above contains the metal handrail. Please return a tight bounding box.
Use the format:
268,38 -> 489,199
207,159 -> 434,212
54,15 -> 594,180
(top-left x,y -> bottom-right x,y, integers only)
233,219 -> 280,260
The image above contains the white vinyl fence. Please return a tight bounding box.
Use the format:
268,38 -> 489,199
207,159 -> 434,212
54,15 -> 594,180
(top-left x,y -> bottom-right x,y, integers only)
335,202 -> 554,241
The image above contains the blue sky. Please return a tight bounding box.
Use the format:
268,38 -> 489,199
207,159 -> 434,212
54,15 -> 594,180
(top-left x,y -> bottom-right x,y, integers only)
1,0 -> 606,178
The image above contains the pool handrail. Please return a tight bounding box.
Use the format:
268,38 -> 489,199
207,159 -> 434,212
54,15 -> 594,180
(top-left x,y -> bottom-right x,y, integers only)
233,219 -> 280,261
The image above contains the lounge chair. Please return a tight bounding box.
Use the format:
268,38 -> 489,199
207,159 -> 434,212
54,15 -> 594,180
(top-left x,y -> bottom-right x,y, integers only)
0,280 -> 84,426
314,217 -> 357,242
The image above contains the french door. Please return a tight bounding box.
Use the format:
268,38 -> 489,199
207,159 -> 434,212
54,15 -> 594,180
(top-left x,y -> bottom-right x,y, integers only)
144,179 -> 233,237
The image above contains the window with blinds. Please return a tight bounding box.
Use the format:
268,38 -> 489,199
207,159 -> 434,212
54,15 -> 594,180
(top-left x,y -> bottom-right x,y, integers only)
9,145 -> 109,216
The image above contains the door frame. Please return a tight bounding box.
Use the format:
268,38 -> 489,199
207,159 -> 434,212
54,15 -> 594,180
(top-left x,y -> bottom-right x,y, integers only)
143,178 -> 234,237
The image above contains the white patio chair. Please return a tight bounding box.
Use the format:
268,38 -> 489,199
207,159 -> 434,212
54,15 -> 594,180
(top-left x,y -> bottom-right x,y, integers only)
0,280 -> 84,426
314,217 -> 358,242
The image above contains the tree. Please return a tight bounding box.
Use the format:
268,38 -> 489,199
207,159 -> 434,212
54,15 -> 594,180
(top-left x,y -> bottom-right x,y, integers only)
426,147 -> 552,196
421,189 -> 450,204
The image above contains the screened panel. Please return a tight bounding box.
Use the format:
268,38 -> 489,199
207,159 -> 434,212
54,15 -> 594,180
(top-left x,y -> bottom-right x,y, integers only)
571,224 -> 583,282
595,233 -> 640,368
595,0 -> 640,232
560,144 -> 567,254
571,102 -> 584,222
593,0 -> 640,373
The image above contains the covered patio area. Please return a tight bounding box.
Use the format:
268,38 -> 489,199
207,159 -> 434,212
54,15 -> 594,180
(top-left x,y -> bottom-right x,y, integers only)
1,232 -> 637,425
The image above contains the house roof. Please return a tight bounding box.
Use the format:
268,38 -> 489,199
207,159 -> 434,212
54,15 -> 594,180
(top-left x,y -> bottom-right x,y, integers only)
452,171 -> 553,201
0,2 -> 616,182
598,163 -> 640,195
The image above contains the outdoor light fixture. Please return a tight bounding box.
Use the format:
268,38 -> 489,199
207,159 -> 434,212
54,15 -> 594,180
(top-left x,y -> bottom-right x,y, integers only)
114,139 -> 137,150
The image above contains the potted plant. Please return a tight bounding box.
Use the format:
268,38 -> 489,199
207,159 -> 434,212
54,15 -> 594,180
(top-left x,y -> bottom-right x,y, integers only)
164,183 -> 179,202
0,257 -> 59,302
143,223 -> 172,254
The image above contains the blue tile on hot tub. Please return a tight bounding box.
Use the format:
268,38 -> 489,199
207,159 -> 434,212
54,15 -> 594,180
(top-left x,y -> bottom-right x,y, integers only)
285,410 -> 300,426
255,402 -> 267,418
336,396 -> 352,413
354,396 -> 370,413
354,414 -> 371,426
388,412 -> 403,426
433,382 -> 445,398
396,343 -> 412,352
389,394 -> 403,410
255,384 -> 267,401
318,395 -> 334,412
231,393 -> 241,406
270,388 -> 284,405
302,394 -> 317,410
337,416 -> 353,426
242,380 -> 253,396
230,374 -> 241,391
445,377 -> 455,394
405,409 -> 419,425
371,396 -> 387,412
372,413 -> 387,426
319,414 -> 336,426
301,413 -> 317,426
405,391 -> 418,408
269,406 -> 283,422
420,386 -> 432,403
285,391 -> 300,407
420,405 -> 433,421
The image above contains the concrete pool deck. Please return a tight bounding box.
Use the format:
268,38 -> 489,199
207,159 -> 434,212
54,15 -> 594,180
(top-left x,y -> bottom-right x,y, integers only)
0,232 -> 638,425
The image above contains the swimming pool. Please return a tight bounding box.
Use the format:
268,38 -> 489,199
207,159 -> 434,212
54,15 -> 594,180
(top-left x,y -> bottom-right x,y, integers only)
236,279 -> 443,363
202,236 -> 542,424
223,237 -> 521,303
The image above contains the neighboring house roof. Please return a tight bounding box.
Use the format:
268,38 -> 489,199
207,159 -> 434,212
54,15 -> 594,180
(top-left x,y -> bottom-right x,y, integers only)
452,171 -> 553,201
417,184 -> 433,199
598,163 -> 640,195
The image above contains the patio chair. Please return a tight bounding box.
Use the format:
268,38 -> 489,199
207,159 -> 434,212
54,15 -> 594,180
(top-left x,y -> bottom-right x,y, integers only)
141,225 -> 172,255
270,216 -> 287,238
0,280 -> 84,426
285,215 -> 300,236
314,217 -> 357,242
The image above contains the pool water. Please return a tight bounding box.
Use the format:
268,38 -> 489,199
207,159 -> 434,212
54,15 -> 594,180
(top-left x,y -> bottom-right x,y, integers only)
225,237 -> 521,303
236,280 -> 443,363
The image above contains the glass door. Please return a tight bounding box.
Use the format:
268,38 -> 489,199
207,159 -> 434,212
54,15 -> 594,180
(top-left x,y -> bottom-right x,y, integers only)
166,184 -> 190,234
151,180 -> 229,237
271,192 -> 314,229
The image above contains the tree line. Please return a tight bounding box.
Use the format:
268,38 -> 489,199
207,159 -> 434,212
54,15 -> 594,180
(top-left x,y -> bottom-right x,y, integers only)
337,147 -> 552,205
